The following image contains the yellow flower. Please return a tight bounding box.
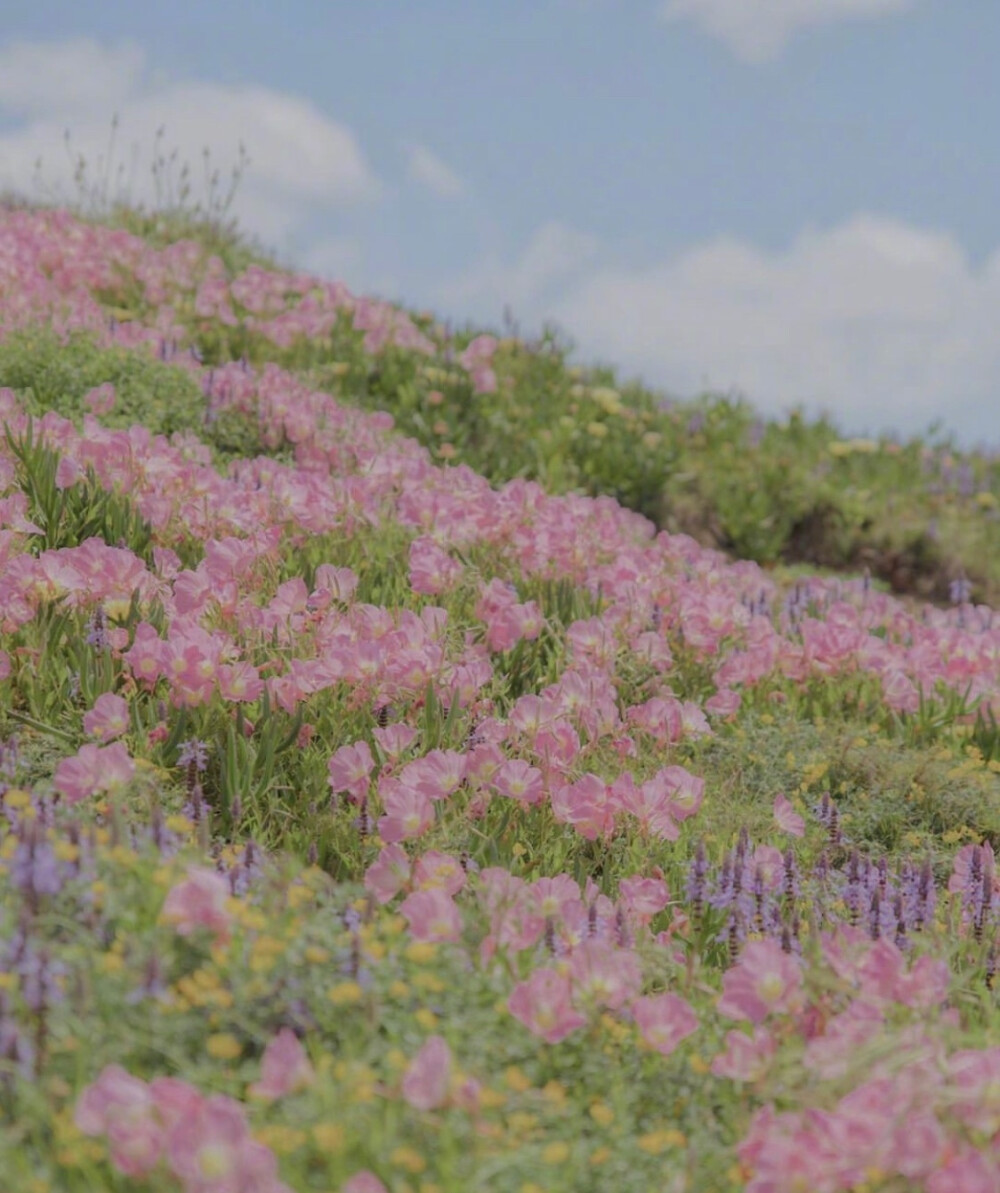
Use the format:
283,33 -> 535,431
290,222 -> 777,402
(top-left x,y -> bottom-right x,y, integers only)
312,1123 -> 345,1153
589,1101 -> 615,1126
542,1141 -> 571,1164
391,1146 -> 427,1174
206,1034 -> 242,1060
405,941 -> 438,965
415,1008 -> 438,1030
254,1125 -> 306,1154
328,981 -> 363,1006
505,1066 -> 532,1092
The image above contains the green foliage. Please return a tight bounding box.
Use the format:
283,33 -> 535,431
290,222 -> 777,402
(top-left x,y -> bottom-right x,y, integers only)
5,420 -> 154,561
0,327 -> 206,438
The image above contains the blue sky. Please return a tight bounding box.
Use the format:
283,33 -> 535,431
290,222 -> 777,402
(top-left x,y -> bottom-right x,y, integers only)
1,1 -> 999,447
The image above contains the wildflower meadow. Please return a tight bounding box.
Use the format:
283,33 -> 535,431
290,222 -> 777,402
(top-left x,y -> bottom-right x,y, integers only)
1,199 -> 1000,1193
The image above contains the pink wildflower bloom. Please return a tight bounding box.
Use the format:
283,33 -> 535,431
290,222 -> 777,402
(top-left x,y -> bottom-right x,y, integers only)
150,1077 -> 204,1129
570,941 -> 642,1011
372,722 -> 418,761
342,1173 -> 389,1193
947,1047 -> 1000,1135
803,1001 -> 883,1079
748,845 -> 783,889
772,793 -> 805,837
612,772 -> 679,841
327,740 -> 375,801
926,1148 -> 1000,1193
401,1035 -> 452,1111
83,692 -> 130,742
409,536 -> 463,595
54,741 -> 135,803
364,844 -> 412,904
84,382 -> 116,415
377,781 -> 435,843
508,967 -> 586,1044
400,749 -> 467,801
412,850 -> 466,896
632,993 -> 698,1056
705,687 -> 741,716
659,765 -> 704,821
217,661 -> 264,703
249,1029 -> 315,1101
313,563 -> 358,602
399,888 -> 462,942
718,938 -> 804,1024
492,758 -> 545,805
75,1065 -> 163,1178
160,867 -> 233,944
165,1093 -> 278,1193
549,773 -> 614,840
711,1027 -> 776,1081
123,621 -> 166,687
617,875 -> 670,926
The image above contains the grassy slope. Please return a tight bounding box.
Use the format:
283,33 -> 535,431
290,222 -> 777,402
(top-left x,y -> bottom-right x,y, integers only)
0,203 -> 998,1192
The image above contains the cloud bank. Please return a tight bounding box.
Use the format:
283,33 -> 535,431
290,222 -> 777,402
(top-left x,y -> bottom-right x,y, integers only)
657,0 -> 915,62
0,38 -> 378,245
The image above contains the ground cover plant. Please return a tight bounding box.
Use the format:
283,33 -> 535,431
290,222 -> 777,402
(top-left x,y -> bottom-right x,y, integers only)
0,203 -> 999,1192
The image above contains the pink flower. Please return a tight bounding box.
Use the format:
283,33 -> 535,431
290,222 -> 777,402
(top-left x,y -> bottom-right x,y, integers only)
328,740 -> 375,802
54,741 -> 135,803
570,942 -> 642,1011
618,876 -> 670,926
377,781 -> 434,843
400,888 -> 462,943
717,939 -> 804,1024
401,1036 -> 452,1111
160,867 -> 233,943
164,1093 -> 277,1193
409,537 -> 463,595
74,1065 -> 162,1179
217,661 -> 264,703
492,758 -> 545,805
249,1029 -> 314,1101
364,844 -> 411,904
550,773 -> 614,840
711,1027 -> 776,1081
85,383 -> 115,416
773,793 -> 805,837
342,1174 -> 388,1193
705,688 -> 741,716
412,850 -> 466,896
632,993 -> 698,1055
926,1147 -> 999,1193
948,1047 -> 1000,1135
83,692 -> 130,742
508,967 -> 586,1044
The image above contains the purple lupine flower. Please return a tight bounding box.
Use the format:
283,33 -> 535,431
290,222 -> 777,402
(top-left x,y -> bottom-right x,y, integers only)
949,574 -> 973,605
10,834 -> 63,899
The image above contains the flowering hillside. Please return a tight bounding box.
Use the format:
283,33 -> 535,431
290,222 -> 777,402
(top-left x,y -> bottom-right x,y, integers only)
1,205 -> 999,1192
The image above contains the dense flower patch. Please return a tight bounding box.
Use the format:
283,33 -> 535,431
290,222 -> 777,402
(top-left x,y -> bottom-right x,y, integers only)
0,208 -> 999,1191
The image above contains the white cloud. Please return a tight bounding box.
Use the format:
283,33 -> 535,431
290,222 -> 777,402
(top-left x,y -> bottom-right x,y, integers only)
437,220 -> 599,312
658,0 -> 914,62
0,38 -> 145,116
550,214 -> 1000,443
0,38 -> 379,246
405,143 -> 467,199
